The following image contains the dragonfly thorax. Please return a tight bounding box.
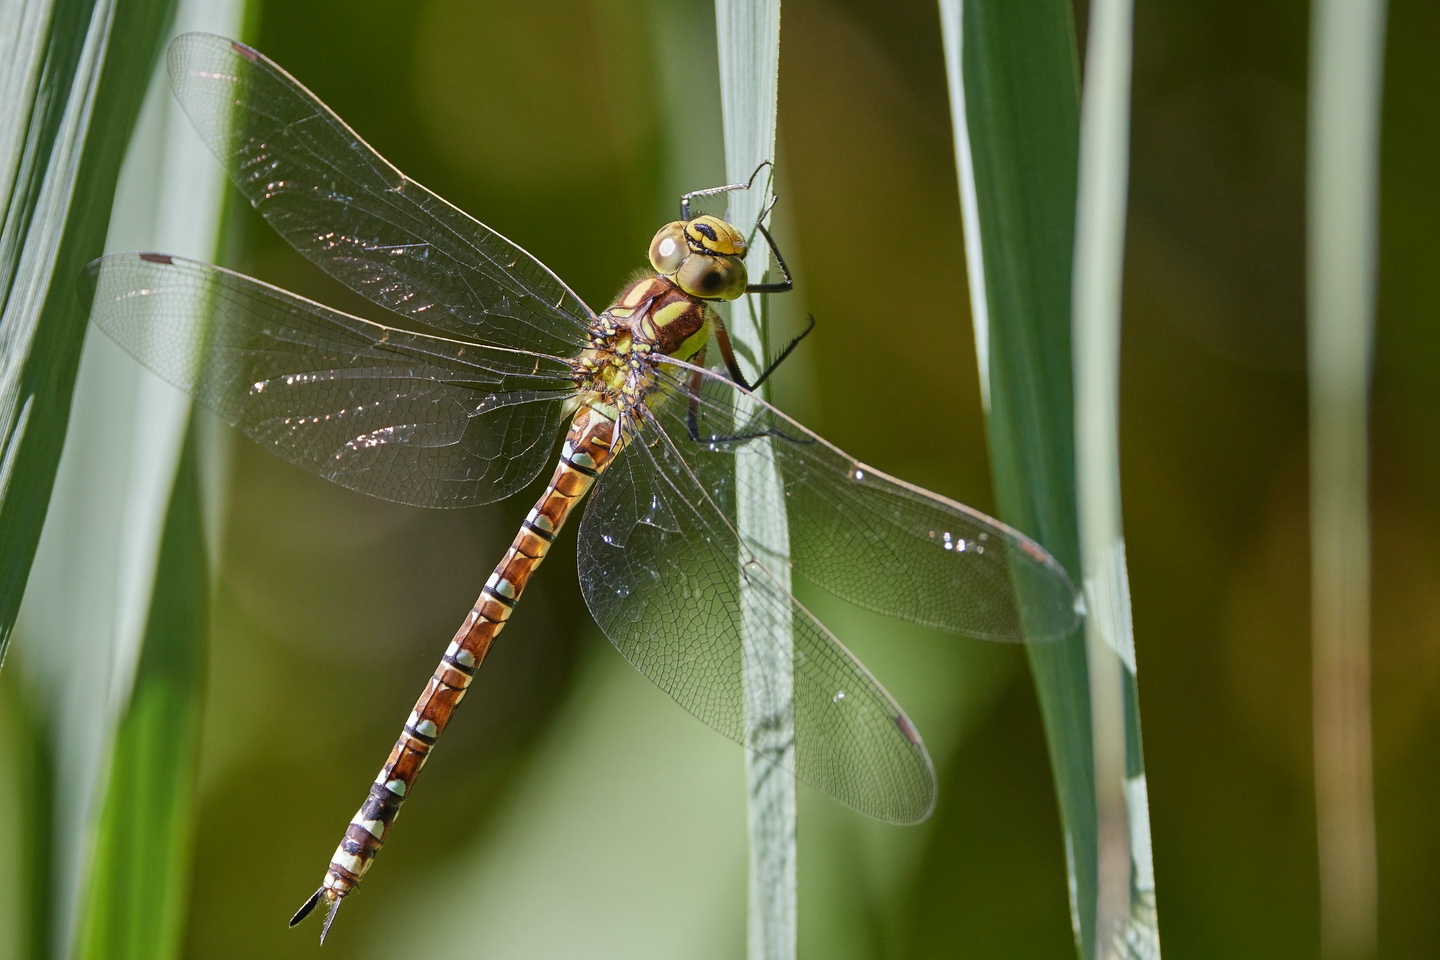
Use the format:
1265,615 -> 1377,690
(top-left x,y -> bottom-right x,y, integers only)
648,215 -> 748,301
574,275 -> 712,407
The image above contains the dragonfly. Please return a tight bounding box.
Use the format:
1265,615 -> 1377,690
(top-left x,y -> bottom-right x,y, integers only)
87,33 -> 1080,940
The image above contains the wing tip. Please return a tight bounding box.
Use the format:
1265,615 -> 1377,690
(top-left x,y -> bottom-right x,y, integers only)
167,32 -> 259,90
230,38 -> 260,62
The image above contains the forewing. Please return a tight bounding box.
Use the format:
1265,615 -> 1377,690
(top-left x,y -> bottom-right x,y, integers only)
578,407 -> 936,823
86,253 -> 574,508
649,361 -> 1080,642
166,32 -> 593,355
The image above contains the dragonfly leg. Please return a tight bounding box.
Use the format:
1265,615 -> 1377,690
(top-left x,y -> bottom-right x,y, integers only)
683,359 -> 813,448
292,405 -> 620,940
679,159 -> 774,221
743,220 -> 793,296
683,166 -> 811,389
714,309 -> 816,392
681,171 -> 791,296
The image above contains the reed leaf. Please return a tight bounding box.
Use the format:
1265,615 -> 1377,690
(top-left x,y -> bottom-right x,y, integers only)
0,668 -> 53,960
0,0 -> 179,665
0,0 -> 180,952
8,2 -> 241,954
714,4 -> 795,959
1071,0 -> 1159,955
72,435 -> 207,960
939,0 -> 1158,955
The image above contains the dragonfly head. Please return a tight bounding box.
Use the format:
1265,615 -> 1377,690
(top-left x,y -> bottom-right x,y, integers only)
648,216 -> 748,301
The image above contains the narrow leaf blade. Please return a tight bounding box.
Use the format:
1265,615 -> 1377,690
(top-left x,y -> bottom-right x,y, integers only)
715,4 -> 796,959
0,0 -> 181,664
939,0 -> 1095,954
73,435 -> 207,960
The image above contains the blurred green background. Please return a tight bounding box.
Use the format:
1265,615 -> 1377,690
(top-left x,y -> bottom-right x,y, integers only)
6,0 -> 1440,956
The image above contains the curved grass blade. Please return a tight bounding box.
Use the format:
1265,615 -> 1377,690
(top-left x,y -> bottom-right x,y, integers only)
0,0 -> 180,666
940,0 -> 1158,956
714,2 -> 795,958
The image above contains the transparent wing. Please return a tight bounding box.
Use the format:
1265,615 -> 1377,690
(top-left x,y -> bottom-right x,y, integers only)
86,253 -> 576,508
648,360 -> 1081,642
578,407 -> 936,823
166,32 -> 594,356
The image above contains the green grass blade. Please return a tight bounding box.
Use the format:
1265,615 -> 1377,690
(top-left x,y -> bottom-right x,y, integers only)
0,668 -> 54,960
0,0 -> 179,951
714,3 -> 795,959
937,0 -> 1090,947
1071,0 -> 1159,954
72,434 -> 207,960
0,0 -> 181,665
939,0 -> 1156,956
1307,0 -> 1386,955
7,4 -> 240,954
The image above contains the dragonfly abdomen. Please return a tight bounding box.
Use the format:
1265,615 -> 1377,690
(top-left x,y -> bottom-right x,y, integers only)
295,404 -> 619,938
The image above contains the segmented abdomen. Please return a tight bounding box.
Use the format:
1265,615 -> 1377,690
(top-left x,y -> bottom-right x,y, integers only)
309,404 -> 618,910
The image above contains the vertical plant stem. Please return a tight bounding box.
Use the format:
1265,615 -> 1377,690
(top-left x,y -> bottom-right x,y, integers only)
715,3 -> 795,959
0,668 -> 53,960
1307,1 -> 1386,957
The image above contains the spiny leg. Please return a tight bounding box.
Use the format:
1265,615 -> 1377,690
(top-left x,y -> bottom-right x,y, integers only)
718,211 -> 817,390
743,220 -> 794,295
679,159 -> 774,221
714,310 -> 816,392
680,162 -> 819,390
680,169 -> 792,295
683,359 -> 813,448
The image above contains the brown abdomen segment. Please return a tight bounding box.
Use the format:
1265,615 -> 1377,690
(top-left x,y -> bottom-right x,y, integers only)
293,404 -> 618,934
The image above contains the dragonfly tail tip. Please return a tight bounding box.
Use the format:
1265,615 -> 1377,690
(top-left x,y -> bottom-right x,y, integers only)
320,895 -> 343,943
290,885 -> 344,942
289,887 -> 324,928
290,885 -> 344,943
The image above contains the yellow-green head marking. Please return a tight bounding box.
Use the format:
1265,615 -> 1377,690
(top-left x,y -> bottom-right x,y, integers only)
648,214 -> 749,301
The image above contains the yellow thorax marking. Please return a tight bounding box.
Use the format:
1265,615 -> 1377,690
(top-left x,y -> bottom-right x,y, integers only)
648,299 -> 691,331
672,320 -> 708,362
621,277 -> 665,307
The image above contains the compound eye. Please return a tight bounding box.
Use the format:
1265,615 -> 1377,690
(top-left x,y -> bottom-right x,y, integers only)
648,222 -> 688,275
676,253 -> 748,301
